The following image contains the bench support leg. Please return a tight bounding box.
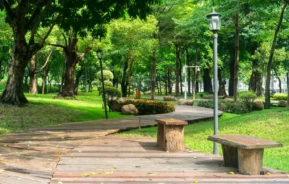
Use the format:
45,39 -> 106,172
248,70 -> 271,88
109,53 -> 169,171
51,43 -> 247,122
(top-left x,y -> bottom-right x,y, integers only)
157,123 -> 165,149
165,125 -> 185,152
222,145 -> 238,168
238,148 -> 264,175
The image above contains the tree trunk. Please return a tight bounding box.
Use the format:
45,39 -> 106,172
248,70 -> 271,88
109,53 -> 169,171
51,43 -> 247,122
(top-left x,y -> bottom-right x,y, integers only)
62,51 -> 78,97
180,58 -> 183,95
42,68 -> 48,94
203,68 -> 212,93
74,67 -> 84,95
233,14 -> 240,101
265,3 -> 287,109
29,55 -> 38,94
229,51 -> 235,96
121,61 -> 129,97
218,69 -> 227,96
175,45 -> 180,96
186,48 -> 191,96
0,40 -> 31,104
151,47 -> 157,100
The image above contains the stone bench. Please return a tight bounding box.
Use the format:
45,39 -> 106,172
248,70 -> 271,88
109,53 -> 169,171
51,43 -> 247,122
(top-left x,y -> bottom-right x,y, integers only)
155,118 -> 188,152
208,134 -> 282,175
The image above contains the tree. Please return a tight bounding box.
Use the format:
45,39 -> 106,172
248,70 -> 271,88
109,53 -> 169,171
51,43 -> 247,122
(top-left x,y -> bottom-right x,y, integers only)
0,0 -> 158,105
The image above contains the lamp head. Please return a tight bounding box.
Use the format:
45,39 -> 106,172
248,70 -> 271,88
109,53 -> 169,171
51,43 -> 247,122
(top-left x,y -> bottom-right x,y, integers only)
207,9 -> 221,32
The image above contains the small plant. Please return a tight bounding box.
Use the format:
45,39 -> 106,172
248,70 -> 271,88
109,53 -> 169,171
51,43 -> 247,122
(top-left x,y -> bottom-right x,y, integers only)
273,93 -> 288,100
239,91 -> 256,112
197,100 -> 250,114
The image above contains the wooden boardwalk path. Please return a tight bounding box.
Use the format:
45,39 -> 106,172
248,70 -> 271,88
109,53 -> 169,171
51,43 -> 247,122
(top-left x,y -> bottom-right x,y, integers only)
0,106 -> 287,183
51,136 -> 289,184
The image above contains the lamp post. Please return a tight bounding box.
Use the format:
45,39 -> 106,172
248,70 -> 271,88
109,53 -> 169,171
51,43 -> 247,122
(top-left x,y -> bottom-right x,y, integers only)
97,48 -> 108,119
207,9 -> 221,155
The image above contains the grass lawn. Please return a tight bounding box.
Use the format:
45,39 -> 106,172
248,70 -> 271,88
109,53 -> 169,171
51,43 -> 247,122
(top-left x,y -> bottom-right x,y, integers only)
0,91 -> 130,134
116,108 -> 289,173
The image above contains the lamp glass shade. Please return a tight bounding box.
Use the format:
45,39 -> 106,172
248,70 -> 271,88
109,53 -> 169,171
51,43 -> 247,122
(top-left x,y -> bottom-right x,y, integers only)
97,49 -> 103,59
207,10 -> 221,31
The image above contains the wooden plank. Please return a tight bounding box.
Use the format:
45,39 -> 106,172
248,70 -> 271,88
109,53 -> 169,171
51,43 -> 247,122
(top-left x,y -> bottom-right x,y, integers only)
208,135 -> 282,149
155,119 -> 188,126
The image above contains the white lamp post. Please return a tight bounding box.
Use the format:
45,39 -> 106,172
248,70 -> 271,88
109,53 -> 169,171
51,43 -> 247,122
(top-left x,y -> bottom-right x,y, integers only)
207,9 -> 221,155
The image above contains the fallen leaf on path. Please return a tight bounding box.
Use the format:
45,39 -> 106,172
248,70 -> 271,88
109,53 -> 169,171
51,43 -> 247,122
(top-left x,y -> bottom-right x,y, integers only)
229,171 -> 234,175
82,173 -> 90,177
192,180 -> 198,183
3,144 -> 7,147
0,169 -> 5,173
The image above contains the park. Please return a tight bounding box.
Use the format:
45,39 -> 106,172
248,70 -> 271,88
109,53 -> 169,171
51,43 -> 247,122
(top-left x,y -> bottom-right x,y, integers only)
0,0 -> 289,183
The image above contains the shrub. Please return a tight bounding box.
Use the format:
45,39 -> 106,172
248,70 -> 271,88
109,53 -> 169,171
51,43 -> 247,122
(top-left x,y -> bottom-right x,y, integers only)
104,80 -> 113,87
239,91 -> 256,103
224,101 -> 250,114
119,99 -> 175,115
239,91 -> 256,112
105,86 -> 121,100
273,93 -> 287,100
197,100 -> 250,114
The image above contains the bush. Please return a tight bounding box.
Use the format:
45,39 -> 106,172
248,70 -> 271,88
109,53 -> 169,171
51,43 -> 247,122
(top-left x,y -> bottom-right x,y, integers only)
105,86 -> 121,99
197,100 -> 250,114
104,80 -> 113,87
239,91 -> 256,112
273,93 -> 287,100
119,99 -> 175,115
224,101 -> 250,114
239,91 -> 256,103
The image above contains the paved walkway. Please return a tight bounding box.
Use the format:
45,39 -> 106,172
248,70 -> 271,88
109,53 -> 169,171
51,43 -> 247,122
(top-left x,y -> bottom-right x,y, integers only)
0,106 -> 287,184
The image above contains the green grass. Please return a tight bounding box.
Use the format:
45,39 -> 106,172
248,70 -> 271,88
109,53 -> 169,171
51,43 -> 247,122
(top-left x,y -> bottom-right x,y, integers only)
116,108 -> 289,172
0,91 -> 131,134
26,91 -> 131,121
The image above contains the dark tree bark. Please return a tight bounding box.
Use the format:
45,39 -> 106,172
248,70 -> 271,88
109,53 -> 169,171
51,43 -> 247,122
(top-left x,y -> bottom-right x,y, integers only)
265,3 -> 288,109
29,55 -> 38,94
175,45 -> 180,96
180,57 -> 183,95
186,48 -> 191,96
229,48 -> 235,96
42,68 -> 49,94
28,48 -> 53,95
203,68 -> 212,93
218,69 -> 227,96
121,61 -> 129,97
233,14 -> 240,101
151,46 -> 157,100
74,66 -> 84,95
52,35 -> 91,97
0,1 -> 55,105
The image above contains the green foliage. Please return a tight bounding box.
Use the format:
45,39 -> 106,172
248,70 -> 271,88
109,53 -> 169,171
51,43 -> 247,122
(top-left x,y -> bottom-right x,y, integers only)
104,80 -> 113,87
197,100 -> 250,114
273,93 -> 288,100
105,86 -> 121,99
239,91 -> 257,103
120,100 -> 175,115
96,70 -> 114,81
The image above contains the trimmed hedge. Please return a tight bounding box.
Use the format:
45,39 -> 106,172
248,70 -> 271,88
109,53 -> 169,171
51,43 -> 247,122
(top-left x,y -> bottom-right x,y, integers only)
119,99 -> 175,115
197,100 -> 250,114
273,93 -> 288,100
